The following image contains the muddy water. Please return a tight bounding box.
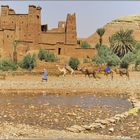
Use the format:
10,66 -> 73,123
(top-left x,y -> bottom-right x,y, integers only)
0,94 -> 132,109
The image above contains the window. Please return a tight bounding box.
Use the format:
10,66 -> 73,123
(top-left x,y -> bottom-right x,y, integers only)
7,35 -> 9,38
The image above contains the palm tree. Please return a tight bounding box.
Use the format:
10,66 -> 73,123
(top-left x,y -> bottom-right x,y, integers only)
96,28 -> 105,46
109,29 -> 136,58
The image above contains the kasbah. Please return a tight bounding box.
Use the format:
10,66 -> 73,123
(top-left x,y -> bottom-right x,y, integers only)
0,5 -> 95,60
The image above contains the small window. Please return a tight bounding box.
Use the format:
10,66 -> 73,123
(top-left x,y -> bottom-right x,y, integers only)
37,15 -> 39,19
7,35 -> 9,38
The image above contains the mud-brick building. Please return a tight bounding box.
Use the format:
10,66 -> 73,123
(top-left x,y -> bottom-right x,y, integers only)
0,5 -> 95,60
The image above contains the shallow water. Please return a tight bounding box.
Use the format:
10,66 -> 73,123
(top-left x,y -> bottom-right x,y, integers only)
0,94 -> 132,109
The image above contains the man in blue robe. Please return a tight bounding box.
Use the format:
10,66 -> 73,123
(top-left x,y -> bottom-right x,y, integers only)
42,68 -> 47,82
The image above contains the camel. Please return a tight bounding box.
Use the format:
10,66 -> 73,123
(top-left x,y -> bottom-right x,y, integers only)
65,65 -> 75,75
78,66 -> 100,79
114,68 -> 129,79
56,65 -> 67,76
56,64 -> 74,76
104,69 -> 114,80
96,65 -> 114,80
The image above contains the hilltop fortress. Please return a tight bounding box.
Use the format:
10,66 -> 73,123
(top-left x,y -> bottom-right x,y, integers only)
0,5 -> 95,60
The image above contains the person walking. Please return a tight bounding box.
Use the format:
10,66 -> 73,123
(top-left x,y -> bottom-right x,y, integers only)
42,68 -> 47,82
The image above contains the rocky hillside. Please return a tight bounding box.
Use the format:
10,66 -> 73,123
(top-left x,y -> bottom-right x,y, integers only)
86,14 -> 140,46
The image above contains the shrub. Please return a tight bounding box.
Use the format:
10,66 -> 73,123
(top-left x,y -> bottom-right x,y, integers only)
68,57 -> 80,70
106,55 -> 121,66
93,55 -> 105,65
44,51 -> 57,62
93,44 -> 120,66
121,52 -> 136,64
38,49 -> 57,62
135,55 -> 140,70
95,43 -> 100,50
120,61 -> 129,69
38,49 -> 46,60
0,59 -> 18,71
134,42 -> 140,51
81,41 -> 91,48
19,54 -> 36,70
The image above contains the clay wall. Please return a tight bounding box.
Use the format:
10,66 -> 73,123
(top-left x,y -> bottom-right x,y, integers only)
14,15 -> 28,41
0,30 -> 4,57
70,48 -> 96,58
0,15 -> 15,29
40,32 -> 65,44
16,41 -> 33,60
39,43 -> 96,58
3,29 -> 15,58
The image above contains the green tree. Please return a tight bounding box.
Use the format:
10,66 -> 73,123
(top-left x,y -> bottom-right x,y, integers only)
38,49 -> 57,62
0,59 -> 18,71
81,41 -> 91,48
44,51 -> 57,62
69,57 -> 80,70
109,29 -> 136,58
38,49 -> 47,60
121,52 -> 136,64
96,28 -> 105,46
93,44 -> 120,66
19,54 -> 36,70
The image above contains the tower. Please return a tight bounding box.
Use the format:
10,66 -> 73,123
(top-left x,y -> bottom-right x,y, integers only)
65,13 -> 77,45
1,5 -> 9,16
27,5 -> 41,45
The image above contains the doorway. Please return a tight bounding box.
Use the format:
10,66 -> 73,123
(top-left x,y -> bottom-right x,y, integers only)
58,48 -> 61,55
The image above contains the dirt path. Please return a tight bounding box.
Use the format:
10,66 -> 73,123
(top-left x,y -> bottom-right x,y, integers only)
1,72 -> 140,97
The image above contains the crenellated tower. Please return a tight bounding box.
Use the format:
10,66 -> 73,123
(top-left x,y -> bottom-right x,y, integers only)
1,5 -> 9,16
27,5 -> 41,45
65,13 -> 77,45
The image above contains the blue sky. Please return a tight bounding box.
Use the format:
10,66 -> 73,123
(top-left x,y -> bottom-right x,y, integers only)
1,1 -> 140,38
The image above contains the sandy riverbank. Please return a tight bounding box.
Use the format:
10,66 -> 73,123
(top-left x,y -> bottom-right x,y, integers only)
0,72 -> 140,97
